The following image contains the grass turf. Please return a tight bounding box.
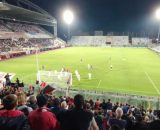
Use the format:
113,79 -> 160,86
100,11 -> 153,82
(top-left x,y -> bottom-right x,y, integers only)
1,47 -> 160,96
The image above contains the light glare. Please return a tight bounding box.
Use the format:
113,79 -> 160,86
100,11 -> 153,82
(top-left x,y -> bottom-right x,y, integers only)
63,10 -> 74,25
156,8 -> 160,20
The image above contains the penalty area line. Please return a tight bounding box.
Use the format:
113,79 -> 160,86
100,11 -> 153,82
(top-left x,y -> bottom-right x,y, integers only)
144,71 -> 160,95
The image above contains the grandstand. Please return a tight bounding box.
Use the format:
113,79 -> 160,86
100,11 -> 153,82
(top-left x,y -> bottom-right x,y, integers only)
132,37 -> 151,45
70,35 -> 151,47
0,0 -> 66,60
70,36 -> 107,46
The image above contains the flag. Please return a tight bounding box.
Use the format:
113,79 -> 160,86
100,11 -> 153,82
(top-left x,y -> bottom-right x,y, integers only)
42,84 -> 56,94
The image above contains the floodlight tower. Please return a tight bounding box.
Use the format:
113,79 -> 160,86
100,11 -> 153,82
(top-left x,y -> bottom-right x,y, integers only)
63,9 -> 74,42
156,8 -> 160,43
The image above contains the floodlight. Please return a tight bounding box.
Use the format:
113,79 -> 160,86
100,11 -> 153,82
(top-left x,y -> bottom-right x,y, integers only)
156,8 -> 160,20
63,10 -> 74,25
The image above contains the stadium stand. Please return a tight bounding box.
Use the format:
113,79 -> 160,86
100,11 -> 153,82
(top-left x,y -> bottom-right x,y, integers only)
70,36 -> 130,46
0,0 -> 66,60
70,36 -> 107,46
0,21 -> 10,32
106,36 -> 129,46
132,38 -> 151,45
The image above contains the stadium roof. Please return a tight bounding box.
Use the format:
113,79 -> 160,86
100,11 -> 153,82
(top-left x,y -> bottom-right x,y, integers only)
0,2 -> 57,26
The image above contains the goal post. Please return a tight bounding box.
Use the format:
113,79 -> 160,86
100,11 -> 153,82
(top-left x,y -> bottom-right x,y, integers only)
37,70 -> 72,89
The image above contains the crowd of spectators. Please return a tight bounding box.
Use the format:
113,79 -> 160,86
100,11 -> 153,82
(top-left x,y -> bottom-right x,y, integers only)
0,21 -> 66,54
7,22 -> 45,34
0,38 -> 55,53
0,24 -> 10,32
0,83 -> 160,130
0,20 -> 47,34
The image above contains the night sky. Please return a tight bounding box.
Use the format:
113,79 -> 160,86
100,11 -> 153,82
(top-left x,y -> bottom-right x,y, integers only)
24,0 -> 160,37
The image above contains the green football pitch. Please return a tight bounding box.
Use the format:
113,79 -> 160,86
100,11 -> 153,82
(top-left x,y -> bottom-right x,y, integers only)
1,47 -> 160,96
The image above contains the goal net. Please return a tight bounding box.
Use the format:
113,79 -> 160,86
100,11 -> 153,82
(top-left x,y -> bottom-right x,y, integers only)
37,71 -> 72,88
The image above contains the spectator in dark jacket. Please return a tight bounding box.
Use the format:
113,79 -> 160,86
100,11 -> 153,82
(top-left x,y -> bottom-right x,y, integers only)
0,94 -> 28,130
58,94 -> 99,130
109,107 -> 126,130
149,110 -> 160,130
50,98 -> 62,117
106,99 -> 112,111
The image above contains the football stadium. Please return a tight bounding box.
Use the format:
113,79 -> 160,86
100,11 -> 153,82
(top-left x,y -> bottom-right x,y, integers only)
1,0 -> 160,130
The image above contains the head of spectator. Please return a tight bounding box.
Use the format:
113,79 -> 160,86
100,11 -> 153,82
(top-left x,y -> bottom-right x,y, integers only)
53,98 -> 60,107
116,107 -> 123,119
2,94 -> 17,110
74,94 -> 84,109
144,116 -> 150,123
36,94 -> 48,108
28,95 -> 38,110
17,92 -> 33,116
61,101 -> 67,110
16,92 -> 27,106
29,95 -> 37,104
85,102 -> 91,110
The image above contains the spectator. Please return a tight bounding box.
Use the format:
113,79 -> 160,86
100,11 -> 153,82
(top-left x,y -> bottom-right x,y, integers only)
16,78 -> 20,88
95,98 -> 100,110
122,104 -> 129,115
110,125 -> 122,130
147,109 -> 155,122
0,94 -> 28,130
149,110 -> 160,130
106,99 -> 112,111
28,94 -> 60,130
95,110 -> 103,130
27,95 -> 38,110
112,102 -> 119,112
58,94 -> 99,130
17,92 -> 33,116
4,73 -> 11,86
50,98 -> 62,117
61,101 -> 68,111
109,107 -> 126,130
132,115 -> 149,130
100,99 -> 106,111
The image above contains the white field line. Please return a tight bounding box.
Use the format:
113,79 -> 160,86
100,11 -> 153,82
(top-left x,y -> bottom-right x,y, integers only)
97,80 -> 102,88
144,71 -> 160,95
